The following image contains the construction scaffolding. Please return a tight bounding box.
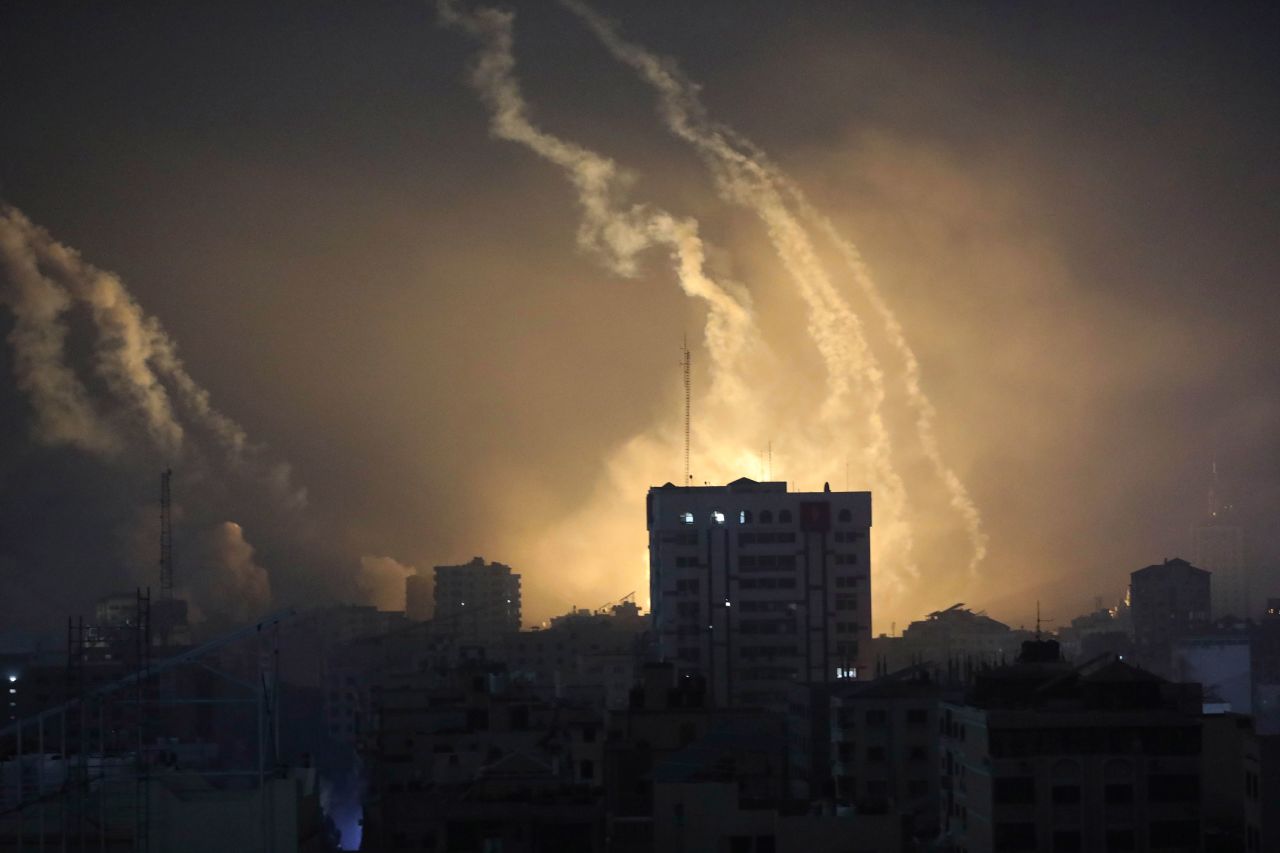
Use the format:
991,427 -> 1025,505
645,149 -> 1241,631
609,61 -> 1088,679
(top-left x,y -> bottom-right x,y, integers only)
0,603 -> 295,852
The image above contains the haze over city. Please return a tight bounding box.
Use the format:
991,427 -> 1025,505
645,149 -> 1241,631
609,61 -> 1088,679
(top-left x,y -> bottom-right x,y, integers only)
2,0 -> 1278,637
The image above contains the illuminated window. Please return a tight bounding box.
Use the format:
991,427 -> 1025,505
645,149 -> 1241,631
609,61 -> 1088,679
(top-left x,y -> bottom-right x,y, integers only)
711,510 -> 725,524
739,510 -> 751,524
681,512 -> 695,525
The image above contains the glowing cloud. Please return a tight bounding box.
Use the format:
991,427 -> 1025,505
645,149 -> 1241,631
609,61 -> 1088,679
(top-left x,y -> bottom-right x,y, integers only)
357,555 -> 416,612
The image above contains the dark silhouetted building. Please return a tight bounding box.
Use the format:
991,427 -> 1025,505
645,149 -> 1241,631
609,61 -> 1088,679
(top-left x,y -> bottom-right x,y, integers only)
1130,558 -> 1211,676
433,557 -> 522,644
940,639 -> 1204,853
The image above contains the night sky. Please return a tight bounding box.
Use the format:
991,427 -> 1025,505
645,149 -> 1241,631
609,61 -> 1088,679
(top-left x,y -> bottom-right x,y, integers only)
2,1 -> 1279,640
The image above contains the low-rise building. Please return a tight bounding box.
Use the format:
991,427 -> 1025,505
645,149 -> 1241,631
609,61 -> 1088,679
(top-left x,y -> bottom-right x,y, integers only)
940,639 -> 1205,853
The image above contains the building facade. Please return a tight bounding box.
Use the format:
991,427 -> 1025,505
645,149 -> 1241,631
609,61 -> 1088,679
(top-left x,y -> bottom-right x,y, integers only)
433,557 -> 522,644
1130,558 -> 1210,676
647,478 -> 871,710
940,640 -> 1205,853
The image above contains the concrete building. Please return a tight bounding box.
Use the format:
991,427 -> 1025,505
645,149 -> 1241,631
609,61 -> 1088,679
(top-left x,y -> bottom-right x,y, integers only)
433,557 -> 522,644
940,638 -> 1205,853
498,602 -> 645,709
1190,471 -> 1249,620
877,604 -> 1026,674
647,478 -> 871,710
827,666 -> 948,840
361,660 -> 603,852
1130,558 -> 1211,677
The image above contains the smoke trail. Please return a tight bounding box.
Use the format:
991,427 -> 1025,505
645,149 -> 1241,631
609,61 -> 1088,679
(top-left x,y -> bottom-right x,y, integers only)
0,204 -> 306,509
565,1 -> 990,579
0,207 -> 119,453
562,0 -> 921,588
435,1 -> 759,426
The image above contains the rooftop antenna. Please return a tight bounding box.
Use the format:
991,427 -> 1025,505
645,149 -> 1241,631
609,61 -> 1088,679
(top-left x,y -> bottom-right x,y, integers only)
1035,601 -> 1055,640
681,337 -> 691,487
160,468 -> 174,601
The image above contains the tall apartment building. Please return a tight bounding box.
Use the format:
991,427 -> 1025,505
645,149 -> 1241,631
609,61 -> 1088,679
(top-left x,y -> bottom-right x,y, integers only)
1192,520 -> 1248,620
647,477 -> 871,710
433,557 -> 522,643
1130,558 -> 1210,676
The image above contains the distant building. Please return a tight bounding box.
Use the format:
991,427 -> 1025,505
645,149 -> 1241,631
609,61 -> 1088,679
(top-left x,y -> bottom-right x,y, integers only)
405,572 -> 433,622
498,602 -> 644,709
888,604 -> 1025,672
1191,466 -> 1250,620
1193,522 -> 1248,621
940,639 -> 1205,853
647,478 -> 871,711
1130,558 -> 1211,675
433,557 -> 522,644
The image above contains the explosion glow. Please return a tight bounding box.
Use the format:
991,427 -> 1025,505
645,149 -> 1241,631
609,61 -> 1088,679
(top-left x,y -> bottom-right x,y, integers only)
438,0 -> 987,628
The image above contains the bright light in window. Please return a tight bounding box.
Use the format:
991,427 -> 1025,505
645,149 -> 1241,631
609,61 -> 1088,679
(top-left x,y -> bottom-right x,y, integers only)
680,512 -> 694,525
711,511 -> 725,524
738,511 -> 746,524
724,600 -> 731,608
5,675 -> 14,683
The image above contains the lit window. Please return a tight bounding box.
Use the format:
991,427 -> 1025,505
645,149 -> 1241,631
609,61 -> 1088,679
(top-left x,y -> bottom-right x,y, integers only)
724,600 -> 732,608
6,676 -> 15,683
680,512 -> 694,525
739,510 -> 752,524
711,510 -> 725,524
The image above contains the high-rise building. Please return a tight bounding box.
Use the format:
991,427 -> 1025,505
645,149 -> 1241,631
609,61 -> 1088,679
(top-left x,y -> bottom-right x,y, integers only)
433,557 -> 521,643
1193,521 -> 1248,620
1192,463 -> 1250,619
647,477 -> 871,710
1129,558 -> 1210,675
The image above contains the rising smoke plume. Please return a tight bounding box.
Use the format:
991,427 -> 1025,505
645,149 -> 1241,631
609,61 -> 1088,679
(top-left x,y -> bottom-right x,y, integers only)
189,521 -> 273,623
0,204 -> 307,511
356,555 -> 416,612
437,1 -> 989,610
